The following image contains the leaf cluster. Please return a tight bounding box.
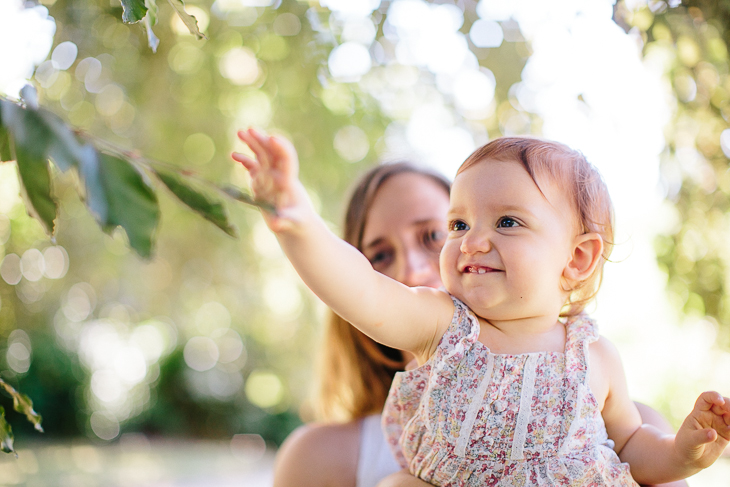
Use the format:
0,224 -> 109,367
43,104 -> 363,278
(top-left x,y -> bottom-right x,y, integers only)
121,0 -> 205,52
0,86 -> 268,259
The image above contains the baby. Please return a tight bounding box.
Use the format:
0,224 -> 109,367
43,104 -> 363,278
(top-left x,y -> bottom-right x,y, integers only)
233,130 -> 730,485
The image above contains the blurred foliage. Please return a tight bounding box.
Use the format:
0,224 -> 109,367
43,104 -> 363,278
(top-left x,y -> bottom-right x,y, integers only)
0,0 -> 586,449
617,1 -> 730,348
1,0 -> 726,452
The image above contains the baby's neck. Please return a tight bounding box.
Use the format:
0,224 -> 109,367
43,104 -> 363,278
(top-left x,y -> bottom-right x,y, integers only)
476,316 -> 567,355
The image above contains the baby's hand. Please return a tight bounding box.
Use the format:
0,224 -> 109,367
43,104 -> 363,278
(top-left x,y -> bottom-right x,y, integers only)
232,128 -> 309,232
675,391 -> 730,469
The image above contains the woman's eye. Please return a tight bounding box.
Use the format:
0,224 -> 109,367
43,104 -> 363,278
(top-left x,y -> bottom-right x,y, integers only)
423,229 -> 447,251
497,217 -> 520,228
368,250 -> 392,268
449,220 -> 468,232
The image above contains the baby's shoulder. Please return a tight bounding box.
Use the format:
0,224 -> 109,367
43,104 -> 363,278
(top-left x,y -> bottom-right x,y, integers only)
587,334 -> 621,360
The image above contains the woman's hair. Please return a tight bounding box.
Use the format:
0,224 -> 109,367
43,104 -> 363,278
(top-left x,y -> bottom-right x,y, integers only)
315,162 -> 451,422
457,137 -> 614,317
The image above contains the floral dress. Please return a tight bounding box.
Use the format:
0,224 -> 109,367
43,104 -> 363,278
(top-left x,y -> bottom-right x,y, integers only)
382,296 -> 638,486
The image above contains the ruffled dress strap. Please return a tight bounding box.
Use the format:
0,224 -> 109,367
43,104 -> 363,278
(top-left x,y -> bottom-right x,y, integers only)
434,295 -> 481,369
563,313 -> 599,384
558,313 -> 603,454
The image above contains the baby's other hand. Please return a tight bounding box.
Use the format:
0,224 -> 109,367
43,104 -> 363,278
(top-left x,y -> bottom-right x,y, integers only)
232,128 -> 309,232
675,391 -> 730,469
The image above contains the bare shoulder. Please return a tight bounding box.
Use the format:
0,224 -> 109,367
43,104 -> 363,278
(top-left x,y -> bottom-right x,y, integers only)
588,334 -> 625,371
273,421 -> 360,487
587,335 -> 624,410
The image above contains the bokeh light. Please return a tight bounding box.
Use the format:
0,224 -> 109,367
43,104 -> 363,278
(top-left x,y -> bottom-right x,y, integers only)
219,47 -> 260,85
245,370 -> 284,409
183,132 -> 216,165
0,0 -> 55,96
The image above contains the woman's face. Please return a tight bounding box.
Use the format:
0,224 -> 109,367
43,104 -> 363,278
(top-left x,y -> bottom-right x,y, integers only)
360,172 -> 450,289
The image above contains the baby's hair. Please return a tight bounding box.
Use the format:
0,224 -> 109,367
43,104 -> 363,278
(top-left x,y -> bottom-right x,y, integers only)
457,137 -> 614,317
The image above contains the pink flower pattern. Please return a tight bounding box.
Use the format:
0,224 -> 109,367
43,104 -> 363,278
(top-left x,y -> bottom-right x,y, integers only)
382,296 -> 638,486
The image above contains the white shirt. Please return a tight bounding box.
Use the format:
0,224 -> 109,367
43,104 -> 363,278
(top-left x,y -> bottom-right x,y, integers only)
356,414 -> 401,487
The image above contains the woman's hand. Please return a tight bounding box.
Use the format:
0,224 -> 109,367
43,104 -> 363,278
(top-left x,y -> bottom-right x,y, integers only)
232,128 -> 310,233
376,470 -> 433,487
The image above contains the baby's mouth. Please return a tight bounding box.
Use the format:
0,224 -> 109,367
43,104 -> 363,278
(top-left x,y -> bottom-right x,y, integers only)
464,265 -> 499,274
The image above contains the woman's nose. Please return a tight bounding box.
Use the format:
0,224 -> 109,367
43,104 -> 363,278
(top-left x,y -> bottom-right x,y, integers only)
459,228 -> 491,255
400,250 -> 440,288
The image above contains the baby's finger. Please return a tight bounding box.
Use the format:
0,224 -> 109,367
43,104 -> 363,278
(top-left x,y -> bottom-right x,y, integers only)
231,151 -> 260,175
687,427 -> 718,447
248,128 -> 274,154
238,129 -> 270,168
695,391 -> 725,413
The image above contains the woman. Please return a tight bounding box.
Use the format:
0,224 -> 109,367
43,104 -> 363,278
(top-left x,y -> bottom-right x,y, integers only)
271,162 -> 687,487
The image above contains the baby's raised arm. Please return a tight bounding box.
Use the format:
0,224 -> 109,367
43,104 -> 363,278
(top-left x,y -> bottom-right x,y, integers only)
232,129 -> 453,361
595,337 -> 730,483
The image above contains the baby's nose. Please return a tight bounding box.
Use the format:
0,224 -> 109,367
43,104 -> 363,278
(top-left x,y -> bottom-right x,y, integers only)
459,230 -> 491,254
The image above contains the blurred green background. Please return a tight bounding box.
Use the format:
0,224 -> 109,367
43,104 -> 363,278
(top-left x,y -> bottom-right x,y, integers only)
0,1 -> 730,483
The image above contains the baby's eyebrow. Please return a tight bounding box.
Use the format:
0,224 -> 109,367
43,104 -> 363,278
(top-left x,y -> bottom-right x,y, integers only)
446,205 -> 465,217
493,203 -> 535,216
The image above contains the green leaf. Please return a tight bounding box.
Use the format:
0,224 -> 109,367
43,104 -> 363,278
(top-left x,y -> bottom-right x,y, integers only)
80,153 -> 160,258
1,90 -> 94,173
0,379 -> 43,433
0,105 -> 10,162
11,393 -> 43,433
144,14 -> 160,53
121,0 -> 148,23
167,0 -> 207,39
154,168 -> 237,237
0,126 -> 11,162
0,99 -> 57,234
15,145 -> 56,235
0,408 -> 14,455
39,109 -> 93,173
145,0 -> 159,25
19,85 -> 39,110
143,0 -> 160,52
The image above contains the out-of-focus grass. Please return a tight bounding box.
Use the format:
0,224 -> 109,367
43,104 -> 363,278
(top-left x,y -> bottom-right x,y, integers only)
0,435 -> 274,487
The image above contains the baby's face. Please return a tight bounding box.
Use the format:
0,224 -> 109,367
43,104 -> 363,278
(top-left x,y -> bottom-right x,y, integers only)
440,158 -> 581,322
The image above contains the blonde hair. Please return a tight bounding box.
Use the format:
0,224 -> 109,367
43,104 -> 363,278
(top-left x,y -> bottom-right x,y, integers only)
457,137 -> 614,317
315,163 -> 451,422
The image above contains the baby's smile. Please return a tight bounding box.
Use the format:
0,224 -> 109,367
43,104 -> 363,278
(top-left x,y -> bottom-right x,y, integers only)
463,265 -> 501,274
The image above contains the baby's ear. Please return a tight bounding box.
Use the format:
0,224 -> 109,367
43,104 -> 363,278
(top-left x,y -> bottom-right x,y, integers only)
564,233 -> 603,283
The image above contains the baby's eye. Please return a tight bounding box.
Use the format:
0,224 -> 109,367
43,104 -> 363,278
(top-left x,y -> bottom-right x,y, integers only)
449,220 -> 468,232
497,217 -> 520,228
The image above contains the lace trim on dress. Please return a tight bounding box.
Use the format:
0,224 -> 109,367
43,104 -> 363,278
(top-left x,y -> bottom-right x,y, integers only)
559,383 -> 586,455
510,353 -> 538,461
455,354 -> 495,458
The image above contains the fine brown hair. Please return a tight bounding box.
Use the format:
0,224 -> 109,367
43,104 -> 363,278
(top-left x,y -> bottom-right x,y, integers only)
457,137 -> 614,317
315,162 -> 451,422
